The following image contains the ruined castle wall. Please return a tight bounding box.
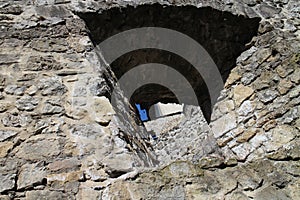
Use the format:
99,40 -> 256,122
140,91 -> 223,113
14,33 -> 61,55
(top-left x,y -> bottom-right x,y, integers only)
0,0 -> 299,199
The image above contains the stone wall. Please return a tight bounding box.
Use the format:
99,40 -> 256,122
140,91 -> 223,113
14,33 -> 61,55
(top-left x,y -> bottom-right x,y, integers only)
0,0 -> 299,199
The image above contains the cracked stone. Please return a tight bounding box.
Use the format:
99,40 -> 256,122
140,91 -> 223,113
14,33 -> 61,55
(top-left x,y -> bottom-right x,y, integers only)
238,100 -> 255,116
211,112 -> 237,138
281,106 -> 299,124
17,163 -> 47,190
30,38 -> 69,52
264,125 -> 298,152
225,71 -> 242,87
25,55 -> 62,71
0,130 -> 17,142
263,119 -> 277,131
231,143 -> 253,161
16,135 -> 60,161
236,169 -> 262,190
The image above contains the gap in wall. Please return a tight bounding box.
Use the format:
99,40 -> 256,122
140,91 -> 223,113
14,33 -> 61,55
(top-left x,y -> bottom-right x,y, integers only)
78,4 -> 260,124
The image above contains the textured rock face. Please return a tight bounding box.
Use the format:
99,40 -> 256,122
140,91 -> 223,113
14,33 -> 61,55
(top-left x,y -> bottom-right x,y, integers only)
0,0 -> 299,199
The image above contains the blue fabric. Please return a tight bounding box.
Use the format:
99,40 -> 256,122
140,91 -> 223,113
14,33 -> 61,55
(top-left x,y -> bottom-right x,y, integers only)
135,104 -> 148,121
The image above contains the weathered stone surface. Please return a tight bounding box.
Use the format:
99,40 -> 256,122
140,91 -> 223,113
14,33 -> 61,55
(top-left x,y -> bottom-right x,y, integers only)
41,99 -> 64,114
15,95 -> 39,111
4,85 -> 26,95
0,130 -> 17,142
38,77 -> 67,96
0,54 -> 19,64
0,195 -> 10,200
16,136 -> 60,161
235,169 -> 262,190
35,5 -> 72,18
233,85 -> 254,106
25,55 -> 62,71
25,190 -> 67,200
2,113 -> 32,127
70,123 -> 104,138
225,71 -> 242,87
258,4 -> 281,18
237,129 -> 257,143
103,153 -> 135,176
231,143 -> 253,161
0,0 -> 299,199
264,125 -> 298,152
0,174 -> 15,193
277,79 -> 293,95
254,186 -> 290,200
217,100 -> 235,114
17,163 -> 47,190
0,141 -> 13,158
211,112 -> 237,138
47,158 -> 80,172
92,96 -> 115,125
238,100 -> 255,116
30,38 -> 69,52
76,187 -> 102,199
257,89 -> 279,103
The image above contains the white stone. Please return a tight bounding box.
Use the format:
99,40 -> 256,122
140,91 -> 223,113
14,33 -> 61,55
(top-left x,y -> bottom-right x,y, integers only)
211,112 -> 237,138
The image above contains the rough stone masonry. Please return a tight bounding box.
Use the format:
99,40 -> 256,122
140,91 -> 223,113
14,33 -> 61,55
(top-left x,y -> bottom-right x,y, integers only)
0,0 -> 299,199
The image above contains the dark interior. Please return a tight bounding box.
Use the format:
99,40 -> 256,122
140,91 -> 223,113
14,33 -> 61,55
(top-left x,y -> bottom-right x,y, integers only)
78,4 -> 260,123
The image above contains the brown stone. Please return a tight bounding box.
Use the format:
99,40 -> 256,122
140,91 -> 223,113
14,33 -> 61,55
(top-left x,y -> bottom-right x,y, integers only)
277,79 -> 293,95
225,71 -> 241,88
0,142 -> 13,158
237,129 -> 257,143
263,120 -> 277,131
47,158 -> 80,172
233,85 -> 254,106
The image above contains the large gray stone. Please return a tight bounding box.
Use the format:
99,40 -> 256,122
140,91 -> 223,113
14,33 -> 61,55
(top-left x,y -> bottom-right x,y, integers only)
16,135 -> 61,161
25,190 -> 67,200
17,163 -> 47,190
254,186 -> 290,200
0,174 -> 15,193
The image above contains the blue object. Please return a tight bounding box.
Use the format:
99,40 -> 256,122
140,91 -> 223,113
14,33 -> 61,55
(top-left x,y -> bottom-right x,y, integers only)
135,104 -> 148,121
151,134 -> 158,140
